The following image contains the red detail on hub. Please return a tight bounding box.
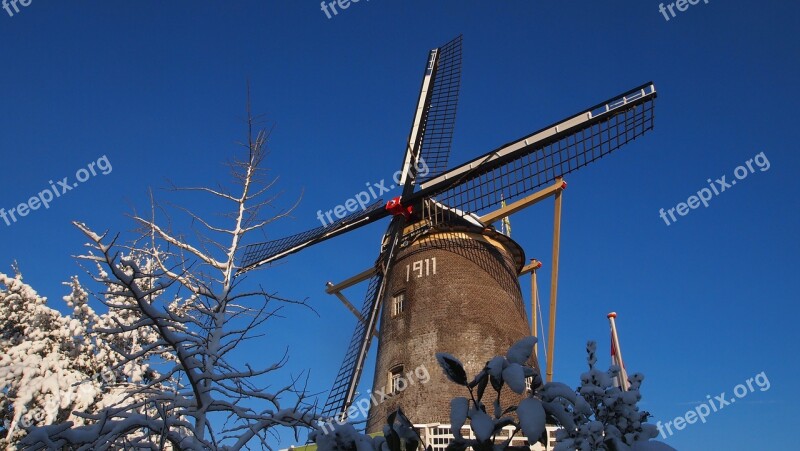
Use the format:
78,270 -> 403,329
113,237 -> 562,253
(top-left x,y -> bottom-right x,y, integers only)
561,181 -> 568,190
385,197 -> 412,219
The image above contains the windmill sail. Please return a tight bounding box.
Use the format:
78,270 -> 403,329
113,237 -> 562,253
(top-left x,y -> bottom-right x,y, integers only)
321,269 -> 385,419
241,38 -> 460,272
417,83 -> 657,219
416,35 -> 462,183
238,199 -> 386,272
321,39 -> 451,419
321,218 -> 406,419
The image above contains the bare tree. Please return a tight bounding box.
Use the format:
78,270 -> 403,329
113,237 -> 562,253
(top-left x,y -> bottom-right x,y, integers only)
21,101 -> 318,450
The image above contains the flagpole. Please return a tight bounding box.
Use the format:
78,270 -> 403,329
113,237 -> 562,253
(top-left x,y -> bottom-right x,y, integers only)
607,312 -> 629,391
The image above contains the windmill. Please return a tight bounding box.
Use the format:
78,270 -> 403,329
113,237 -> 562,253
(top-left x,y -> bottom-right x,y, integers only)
238,36 -> 657,429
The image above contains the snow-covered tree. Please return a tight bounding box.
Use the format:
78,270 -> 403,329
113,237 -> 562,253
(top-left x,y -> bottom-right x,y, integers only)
18,105 -> 318,450
0,266 -> 162,449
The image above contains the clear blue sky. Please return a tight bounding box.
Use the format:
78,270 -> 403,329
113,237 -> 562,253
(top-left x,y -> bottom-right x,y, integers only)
1,2 -> 798,449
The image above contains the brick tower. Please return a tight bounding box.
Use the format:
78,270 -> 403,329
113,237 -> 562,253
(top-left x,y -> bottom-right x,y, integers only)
365,218 -> 535,432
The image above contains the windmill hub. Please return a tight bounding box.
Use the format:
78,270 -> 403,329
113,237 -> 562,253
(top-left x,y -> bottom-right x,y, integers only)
385,196 -> 413,220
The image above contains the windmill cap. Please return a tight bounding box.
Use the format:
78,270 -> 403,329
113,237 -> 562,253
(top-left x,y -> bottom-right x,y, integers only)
607,312 -> 617,318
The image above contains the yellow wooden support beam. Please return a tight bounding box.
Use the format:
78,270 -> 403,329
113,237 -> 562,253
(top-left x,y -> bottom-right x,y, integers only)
519,258 -> 542,276
526,259 -> 542,359
546,178 -> 564,383
325,267 -> 375,294
325,281 -> 379,339
479,179 -> 566,226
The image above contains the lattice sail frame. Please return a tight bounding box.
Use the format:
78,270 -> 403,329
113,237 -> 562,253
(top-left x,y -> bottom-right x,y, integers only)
239,200 -> 385,271
416,35 -> 462,182
418,83 -> 656,222
320,267 -> 383,418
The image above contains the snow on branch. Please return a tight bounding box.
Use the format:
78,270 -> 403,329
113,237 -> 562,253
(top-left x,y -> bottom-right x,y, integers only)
12,100 -> 316,450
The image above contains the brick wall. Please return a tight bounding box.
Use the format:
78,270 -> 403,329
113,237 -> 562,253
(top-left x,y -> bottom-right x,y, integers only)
366,226 -> 537,432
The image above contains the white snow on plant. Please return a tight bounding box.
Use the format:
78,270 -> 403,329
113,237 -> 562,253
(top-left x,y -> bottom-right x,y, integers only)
311,336 -> 676,451
0,270 -> 162,446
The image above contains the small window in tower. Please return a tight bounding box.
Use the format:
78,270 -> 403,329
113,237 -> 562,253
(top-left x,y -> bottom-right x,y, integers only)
389,365 -> 405,395
391,291 -> 405,317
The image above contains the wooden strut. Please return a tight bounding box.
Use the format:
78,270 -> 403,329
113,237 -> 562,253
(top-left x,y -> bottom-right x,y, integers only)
512,180 -> 567,377
520,259 -> 542,358
325,268 -> 375,294
479,179 -> 566,225
546,177 -> 564,383
325,280 -> 379,339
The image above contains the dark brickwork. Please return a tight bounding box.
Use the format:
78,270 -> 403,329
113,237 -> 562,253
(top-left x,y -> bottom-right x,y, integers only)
366,226 -> 536,432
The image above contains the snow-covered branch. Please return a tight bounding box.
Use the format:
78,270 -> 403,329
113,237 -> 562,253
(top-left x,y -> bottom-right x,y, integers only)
11,101 -> 317,450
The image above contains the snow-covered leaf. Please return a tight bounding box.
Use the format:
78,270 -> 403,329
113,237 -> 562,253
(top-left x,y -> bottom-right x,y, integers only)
517,397 -> 546,443
450,397 -> 468,439
487,355 -> 507,380
507,336 -> 537,364
436,353 -> 468,386
469,408 -> 494,442
502,363 -> 527,394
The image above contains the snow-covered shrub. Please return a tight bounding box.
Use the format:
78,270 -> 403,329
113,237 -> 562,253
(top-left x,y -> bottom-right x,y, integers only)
311,336 -> 675,451
435,338 -> 676,451
434,336 -> 546,451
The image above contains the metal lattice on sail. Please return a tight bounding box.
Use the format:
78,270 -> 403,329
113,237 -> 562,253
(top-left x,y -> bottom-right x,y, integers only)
420,83 -> 656,217
320,269 -> 383,419
320,215 -> 406,419
417,35 -> 462,183
239,200 -> 386,271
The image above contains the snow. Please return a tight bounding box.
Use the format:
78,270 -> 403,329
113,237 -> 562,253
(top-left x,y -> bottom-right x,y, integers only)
468,408 -> 494,442
506,336 -> 537,364
517,397 -> 546,442
304,323 -> 675,451
449,397 -> 469,439
501,363 -> 526,394
6,143 -> 325,450
486,355 -> 507,380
